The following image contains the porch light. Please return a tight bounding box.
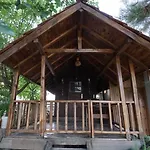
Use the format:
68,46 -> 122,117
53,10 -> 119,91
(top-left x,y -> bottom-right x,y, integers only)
75,57 -> 81,67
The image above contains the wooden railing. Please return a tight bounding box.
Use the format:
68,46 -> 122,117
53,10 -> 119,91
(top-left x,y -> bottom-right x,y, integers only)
10,100 -> 40,133
90,100 -> 139,137
8,100 -> 140,138
45,100 -> 91,134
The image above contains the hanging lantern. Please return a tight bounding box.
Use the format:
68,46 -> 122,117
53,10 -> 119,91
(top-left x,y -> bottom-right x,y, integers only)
75,57 -> 81,67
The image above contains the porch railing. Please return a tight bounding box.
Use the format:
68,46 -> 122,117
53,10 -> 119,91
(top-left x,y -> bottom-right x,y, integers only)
8,100 -> 140,138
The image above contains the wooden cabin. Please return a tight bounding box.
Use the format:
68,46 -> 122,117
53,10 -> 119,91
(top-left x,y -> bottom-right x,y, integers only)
0,1 -> 150,143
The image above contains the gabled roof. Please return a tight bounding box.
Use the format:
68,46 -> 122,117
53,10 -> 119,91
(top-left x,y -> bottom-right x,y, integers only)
0,1 -> 150,91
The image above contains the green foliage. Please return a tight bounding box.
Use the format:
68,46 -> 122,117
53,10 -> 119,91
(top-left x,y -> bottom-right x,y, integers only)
120,0 -> 150,35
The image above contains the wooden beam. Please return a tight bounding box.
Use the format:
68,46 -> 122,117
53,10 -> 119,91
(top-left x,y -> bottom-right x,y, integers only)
81,3 -> 150,51
54,54 -> 76,70
83,38 -> 129,73
39,55 -> 46,135
83,55 -> 117,85
116,56 -> 130,140
78,9 -> 83,49
98,41 -> 131,77
34,39 -> 55,76
124,52 -> 148,70
45,48 -> 114,53
43,25 -> 77,49
87,54 -> 117,76
13,50 -> 39,69
6,69 -> 20,135
0,3 -> 81,63
23,39 -> 75,76
82,25 -> 117,49
128,59 -> 143,138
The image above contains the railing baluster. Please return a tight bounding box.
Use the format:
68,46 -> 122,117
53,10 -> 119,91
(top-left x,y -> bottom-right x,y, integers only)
108,103 -> 113,131
99,102 -> 103,131
65,102 -> 68,131
129,103 -> 135,132
17,102 -> 22,129
34,103 -> 39,130
82,102 -> 85,131
90,101 -> 94,138
88,101 -> 91,132
26,102 -> 31,129
56,102 -> 59,131
50,102 -> 53,131
74,102 -> 77,131
117,103 -> 122,132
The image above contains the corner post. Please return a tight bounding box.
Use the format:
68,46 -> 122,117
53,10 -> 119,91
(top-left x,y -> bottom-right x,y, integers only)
128,59 -> 144,139
116,56 -> 130,140
40,55 -> 46,136
6,69 -> 20,135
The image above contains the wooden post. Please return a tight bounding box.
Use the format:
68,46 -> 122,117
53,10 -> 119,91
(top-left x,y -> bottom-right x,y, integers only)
129,59 -> 143,138
116,56 -> 130,140
6,69 -> 19,135
40,55 -> 46,135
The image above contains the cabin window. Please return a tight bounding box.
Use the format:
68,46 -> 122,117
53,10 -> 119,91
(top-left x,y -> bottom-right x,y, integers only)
69,81 -> 82,93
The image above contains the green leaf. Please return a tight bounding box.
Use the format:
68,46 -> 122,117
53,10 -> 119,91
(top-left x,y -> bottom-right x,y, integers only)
0,20 -> 15,36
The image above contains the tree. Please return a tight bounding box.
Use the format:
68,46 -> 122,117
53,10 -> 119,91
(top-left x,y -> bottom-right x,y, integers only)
120,0 -> 150,35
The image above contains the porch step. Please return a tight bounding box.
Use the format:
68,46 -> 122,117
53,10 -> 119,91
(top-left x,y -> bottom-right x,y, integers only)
0,137 -> 142,150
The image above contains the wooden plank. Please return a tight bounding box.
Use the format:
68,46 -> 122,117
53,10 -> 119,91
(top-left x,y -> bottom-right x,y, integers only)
81,3 -> 150,51
74,102 -> 77,131
117,103 -> 123,132
34,103 -> 39,130
99,102 -> 103,131
83,38 -> 129,73
44,48 -> 114,53
83,55 -> 117,84
17,102 -> 22,130
82,102 -> 85,131
56,102 -> 59,131
78,9 -> 83,49
54,54 -> 75,70
43,26 -> 77,49
98,41 -> 131,77
124,52 -> 148,70
116,56 -> 130,140
50,102 -> 53,131
129,103 -> 135,132
6,69 -> 20,135
26,102 -> 31,129
82,25 -> 117,49
65,102 -> 68,131
108,103 -> 113,131
14,51 -> 39,69
129,59 -> 143,137
0,3 -> 81,63
88,101 -> 91,132
34,39 -> 55,76
90,101 -> 94,138
39,55 -> 46,135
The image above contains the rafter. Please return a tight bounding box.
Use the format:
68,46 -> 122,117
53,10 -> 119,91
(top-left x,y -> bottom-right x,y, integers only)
34,39 -> 55,76
44,48 -> 114,53
82,25 -> 117,49
81,3 -> 150,51
124,52 -> 148,70
43,25 -> 77,49
0,3 -> 81,63
87,54 -> 117,76
83,37 -> 129,73
13,50 -> 39,69
83,55 -> 117,85
98,40 -> 131,77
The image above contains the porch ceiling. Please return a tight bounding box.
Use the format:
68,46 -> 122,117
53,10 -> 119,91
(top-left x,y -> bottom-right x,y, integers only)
0,2 -> 150,91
